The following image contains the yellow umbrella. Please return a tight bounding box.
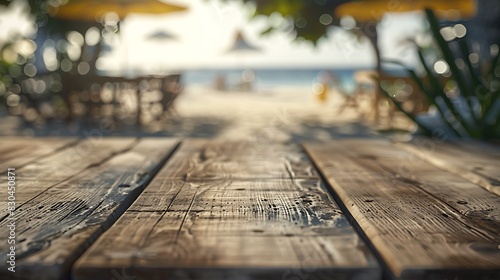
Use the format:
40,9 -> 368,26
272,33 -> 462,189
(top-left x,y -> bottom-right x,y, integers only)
334,0 -> 476,122
50,0 -> 187,21
335,0 -> 476,22
48,0 -> 187,126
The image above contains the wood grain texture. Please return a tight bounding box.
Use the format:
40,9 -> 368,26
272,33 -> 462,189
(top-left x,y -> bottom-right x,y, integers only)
0,137 -> 76,171
395,137 -> 500,195
73,140 -> 379,280
0,138 -> 179,280
304,139 -> 500,279
156,139 -> 319,180
15,137 -> 137,180
0,138 -> 137,218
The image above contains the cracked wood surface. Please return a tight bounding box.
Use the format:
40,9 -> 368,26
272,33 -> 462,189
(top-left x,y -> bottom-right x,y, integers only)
73,140 -> 379,280
0,138 -> 179,280
304,139 -> 500,280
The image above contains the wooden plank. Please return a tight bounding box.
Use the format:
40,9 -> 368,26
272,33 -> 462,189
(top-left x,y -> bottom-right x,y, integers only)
0,138 -> 138,218
395,137 -> 500,195
73,140 -> 380,280
0,138 -> 179,280
0,137 -> 76,171
0,179 -> 60,217
14,137 -> 137,180
154,139 -> 319,180
304,139 -> 500,279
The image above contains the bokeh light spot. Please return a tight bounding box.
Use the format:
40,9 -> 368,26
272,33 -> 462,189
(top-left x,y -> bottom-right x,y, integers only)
491,44 -> 499,56
468,53 -> 479,64
340,16 -> 356,30
295,18 -> 307,28
453,24 -> 466,38
455,58 -> 465,70
67,31 -> 85,46
24,63 -> 37,77
78,62 -> 90,75
319,14 -> 333,25
312,82 -> 324,95
67,43 -> 82,61
439,26 -> 455,41
6,94 -> 20,107
434,60 -> 449,74
61,59 -> 73,72
85,27 -> 101,46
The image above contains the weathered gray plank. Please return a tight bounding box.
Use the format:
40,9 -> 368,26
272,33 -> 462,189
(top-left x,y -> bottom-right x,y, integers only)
0,179 -> 60,217
73,140 -> 379,280
15,137 -> 137,180
0,138 -> 137,218
154,139 -> 318,180
395,137 -> 500,195
0,138 -> 179,280
304,139 -> 500,279
0,137 -> 76,171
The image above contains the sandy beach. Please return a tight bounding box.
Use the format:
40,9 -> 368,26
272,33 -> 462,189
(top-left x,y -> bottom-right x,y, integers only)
0,84 -> 391,140
169,85 -> 380,141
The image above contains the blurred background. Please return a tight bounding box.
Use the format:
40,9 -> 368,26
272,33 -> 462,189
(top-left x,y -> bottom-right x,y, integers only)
0,0 -> 499,140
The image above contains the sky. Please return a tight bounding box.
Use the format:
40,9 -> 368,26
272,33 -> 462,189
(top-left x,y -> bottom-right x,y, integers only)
0,0 -> 426,72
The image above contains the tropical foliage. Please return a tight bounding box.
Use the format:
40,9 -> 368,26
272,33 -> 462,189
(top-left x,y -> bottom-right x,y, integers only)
381,9 -> 500,139
216,0 -> 352,44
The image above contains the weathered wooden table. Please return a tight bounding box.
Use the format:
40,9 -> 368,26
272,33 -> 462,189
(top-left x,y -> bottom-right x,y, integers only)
0,137 -> 499,280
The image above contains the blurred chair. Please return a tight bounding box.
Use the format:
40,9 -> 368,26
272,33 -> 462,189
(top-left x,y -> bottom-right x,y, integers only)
63,74 -> 182,128
334,71 -> 373,117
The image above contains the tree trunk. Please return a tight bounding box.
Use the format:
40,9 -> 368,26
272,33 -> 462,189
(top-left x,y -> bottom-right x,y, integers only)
361,22 -> 381,122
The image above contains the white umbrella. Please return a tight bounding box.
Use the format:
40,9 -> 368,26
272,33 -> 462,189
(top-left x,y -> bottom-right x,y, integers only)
226,30 -> 261,53
224,30 -> 261,91
145,30 -> 177,41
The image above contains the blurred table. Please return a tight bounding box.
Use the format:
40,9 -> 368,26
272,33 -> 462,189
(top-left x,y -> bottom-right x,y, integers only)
61,73 -> 182,127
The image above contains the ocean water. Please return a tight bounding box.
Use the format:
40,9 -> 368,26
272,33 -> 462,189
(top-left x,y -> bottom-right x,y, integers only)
181,68 -> 371,93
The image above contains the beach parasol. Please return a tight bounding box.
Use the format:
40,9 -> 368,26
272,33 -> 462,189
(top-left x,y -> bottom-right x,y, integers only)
334,0 -> 476,66
226,30 -> 261,53
334,0 -> 476,120
51,0 -> 187,21
225,30 -> 261,91
48,0 -> 187,125
335,0 -> 476,22
48,0 -> 187,76
146,30 -> 177,41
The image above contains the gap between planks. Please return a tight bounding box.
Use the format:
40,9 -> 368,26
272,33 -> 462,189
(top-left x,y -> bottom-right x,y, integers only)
73,139 -> 380,280
304,139 -> 500,280
0,137 -> 179,280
